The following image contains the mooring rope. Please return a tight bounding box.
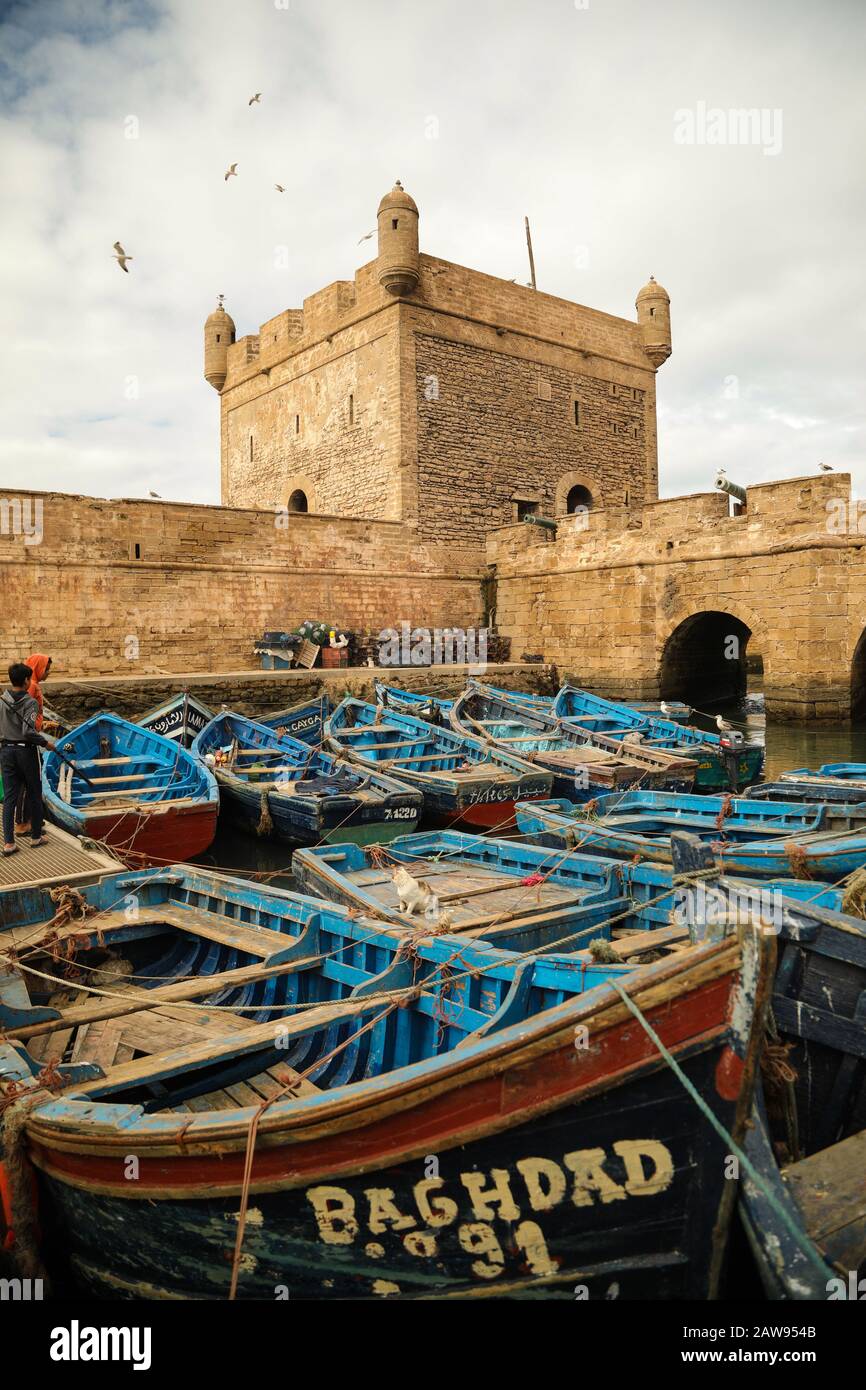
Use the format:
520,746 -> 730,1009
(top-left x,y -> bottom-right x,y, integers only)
609,979 -> 831,1283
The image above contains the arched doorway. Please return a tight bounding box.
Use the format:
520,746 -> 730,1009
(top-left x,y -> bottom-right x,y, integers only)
851,630 -> 866,720
288,489 -> 308,513
660,611 -> 751,705
566,484 -> 593,513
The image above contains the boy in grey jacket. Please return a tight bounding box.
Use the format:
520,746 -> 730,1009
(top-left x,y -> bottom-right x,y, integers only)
1,662 -> 56,854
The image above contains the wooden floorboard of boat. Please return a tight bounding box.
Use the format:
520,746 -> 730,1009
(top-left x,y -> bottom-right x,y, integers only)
5,902 -> 288,961
783,1128 -> 866,1272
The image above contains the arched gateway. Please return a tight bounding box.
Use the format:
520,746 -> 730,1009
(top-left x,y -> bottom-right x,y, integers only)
660,611 -> 752,706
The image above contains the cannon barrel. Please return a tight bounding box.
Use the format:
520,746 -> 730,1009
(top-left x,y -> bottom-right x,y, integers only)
522,514 -> 558,532
714,476 -> 747,503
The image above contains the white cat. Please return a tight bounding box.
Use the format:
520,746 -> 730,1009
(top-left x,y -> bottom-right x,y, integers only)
392,864 -> 439,918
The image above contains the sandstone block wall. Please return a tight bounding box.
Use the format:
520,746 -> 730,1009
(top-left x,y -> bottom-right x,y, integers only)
488,473 -> 865,722
0,491 -> 486,677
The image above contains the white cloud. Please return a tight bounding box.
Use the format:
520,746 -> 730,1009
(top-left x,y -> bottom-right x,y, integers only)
1,0 -> 863,504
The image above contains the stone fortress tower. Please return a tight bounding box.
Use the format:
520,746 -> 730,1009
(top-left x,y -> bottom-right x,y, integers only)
206,182 -> 671,541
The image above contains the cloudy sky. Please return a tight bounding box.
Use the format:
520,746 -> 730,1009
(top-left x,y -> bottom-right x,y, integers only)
2,0 -> 864,505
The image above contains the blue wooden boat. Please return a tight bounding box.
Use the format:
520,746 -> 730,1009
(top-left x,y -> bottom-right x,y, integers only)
783,762 -> 866,781
42,713 -> 219,866
468,683 -> 556,716
373,680 -> 454,724
191,711 -> 422,846
136,691 -> 215,748
514,796 -> 866,882
748,777 -> 866,805
449,680 -> 697,796
530,787 -> 866,835
257,695 -> 329,746
375,681 -> 558,720
325,698 -> 552,830
0,860 -> 773,1299
553,683 -> 765,791
669,835 -> 866,1300
294,828 -> 688,948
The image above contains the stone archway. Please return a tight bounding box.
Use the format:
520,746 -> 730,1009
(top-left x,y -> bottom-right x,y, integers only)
660,610 -> 753,706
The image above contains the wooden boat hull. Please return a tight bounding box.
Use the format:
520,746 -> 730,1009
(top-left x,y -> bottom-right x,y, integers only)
684,747 -> 765,792
214,778 -> 420,847
50,799 -> 219,866
257,697 -> 329,746
22,930 -> 771,1300
192,711 -> 422,848
739,1090 -> 837,1300
136,693 -> 215,748
326,698 -> 553,824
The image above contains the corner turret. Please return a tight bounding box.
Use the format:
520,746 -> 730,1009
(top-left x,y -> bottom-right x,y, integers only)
636,277 -> 671,368
204,295 -> 236,391
376,181 -> 420,297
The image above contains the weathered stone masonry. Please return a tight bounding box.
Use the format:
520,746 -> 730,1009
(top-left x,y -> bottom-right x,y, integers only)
488,473 -> 866,722
0,491 -> 485,675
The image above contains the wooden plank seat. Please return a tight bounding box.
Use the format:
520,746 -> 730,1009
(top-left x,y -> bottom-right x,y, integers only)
783,1128 -> 866,1274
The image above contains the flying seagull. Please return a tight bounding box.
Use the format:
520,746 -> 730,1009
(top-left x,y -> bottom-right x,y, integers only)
357,229 -> 375,244
274,184 -> 286,193
249,93 -> 262,105
224,163 -> 238,181
112,241 -> 132,272
819,462 -> 833,471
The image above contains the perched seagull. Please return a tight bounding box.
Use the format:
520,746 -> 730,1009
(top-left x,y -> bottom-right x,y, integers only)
717,468 -> 727,477
148,490 -> 161,498
715,714 -> 734,734
224,163 -> 238,181
660,701 -> 672,718
357,229 -> 375,244
819,462 -> 833,472
112,241 -> 132,272
274,183 -> 286,193
249,93 -> 262,105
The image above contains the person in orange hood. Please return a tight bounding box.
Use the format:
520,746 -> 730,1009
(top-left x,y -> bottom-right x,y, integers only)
25,653 -> 52,730
13,654 -> 52,832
